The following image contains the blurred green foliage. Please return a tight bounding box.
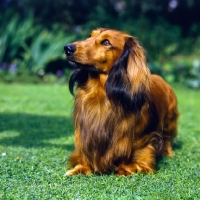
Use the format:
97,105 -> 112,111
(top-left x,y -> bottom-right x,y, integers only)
0,12 -> 74,83
0,0 -> 200,87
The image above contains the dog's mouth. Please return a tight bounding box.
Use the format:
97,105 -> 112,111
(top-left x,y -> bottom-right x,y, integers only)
67,57 -> 102,74
67,58 -> 79,67
67,58 -> 86,69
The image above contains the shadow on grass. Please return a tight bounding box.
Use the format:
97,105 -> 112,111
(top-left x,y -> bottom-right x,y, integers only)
172,138 -> 183,150
0,113 -> 182,169
0,113 -> 74,150
156,138 -> 182,171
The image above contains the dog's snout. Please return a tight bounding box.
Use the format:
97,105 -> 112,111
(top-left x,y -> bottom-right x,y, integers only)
64,44 -> 76,56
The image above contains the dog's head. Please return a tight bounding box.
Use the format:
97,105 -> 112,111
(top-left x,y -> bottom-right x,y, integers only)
65,28 -> 151,113
65,28 -> 128,73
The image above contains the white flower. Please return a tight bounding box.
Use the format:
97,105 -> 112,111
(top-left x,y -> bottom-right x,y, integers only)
2,152 -> 6,156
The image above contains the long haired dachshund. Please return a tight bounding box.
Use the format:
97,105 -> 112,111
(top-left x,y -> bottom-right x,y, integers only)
64,28 -> 179,176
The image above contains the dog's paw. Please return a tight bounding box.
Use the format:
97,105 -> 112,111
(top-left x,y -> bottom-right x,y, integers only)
64,169 -> 78,176
115,163 -> 155,176
64,164 -> 92,176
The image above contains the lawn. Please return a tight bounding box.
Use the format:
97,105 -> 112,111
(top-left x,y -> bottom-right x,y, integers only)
0,83 -> 200,200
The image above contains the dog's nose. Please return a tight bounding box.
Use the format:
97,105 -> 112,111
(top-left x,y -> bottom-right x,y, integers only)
64,44 -> 76,56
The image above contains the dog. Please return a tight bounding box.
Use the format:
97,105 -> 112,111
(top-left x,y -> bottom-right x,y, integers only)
64,28 -> 179,176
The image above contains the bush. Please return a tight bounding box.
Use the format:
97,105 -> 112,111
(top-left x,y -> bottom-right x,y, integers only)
0,12 -> 75,83
1,5 -> 200,87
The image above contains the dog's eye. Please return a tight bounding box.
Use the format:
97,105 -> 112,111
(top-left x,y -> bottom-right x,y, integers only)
101,39 -> 111,46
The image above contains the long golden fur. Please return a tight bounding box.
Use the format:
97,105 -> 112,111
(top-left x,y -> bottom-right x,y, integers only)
64,28 -> 179,176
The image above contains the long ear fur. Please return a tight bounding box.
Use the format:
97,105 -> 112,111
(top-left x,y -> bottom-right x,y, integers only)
105,37 -> 151,114
69,67 -> 99,95
69,69 -> 89,95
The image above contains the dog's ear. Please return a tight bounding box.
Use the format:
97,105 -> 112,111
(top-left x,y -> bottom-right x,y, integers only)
105,37 -> 151,114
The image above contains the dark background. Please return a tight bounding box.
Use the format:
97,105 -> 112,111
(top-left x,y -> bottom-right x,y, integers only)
1,0 -> 200,86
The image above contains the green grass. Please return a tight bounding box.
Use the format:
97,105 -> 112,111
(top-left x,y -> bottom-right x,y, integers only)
0,84 -> 200,200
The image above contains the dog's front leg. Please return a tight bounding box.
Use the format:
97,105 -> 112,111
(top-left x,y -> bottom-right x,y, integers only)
64,149 -> 93,176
